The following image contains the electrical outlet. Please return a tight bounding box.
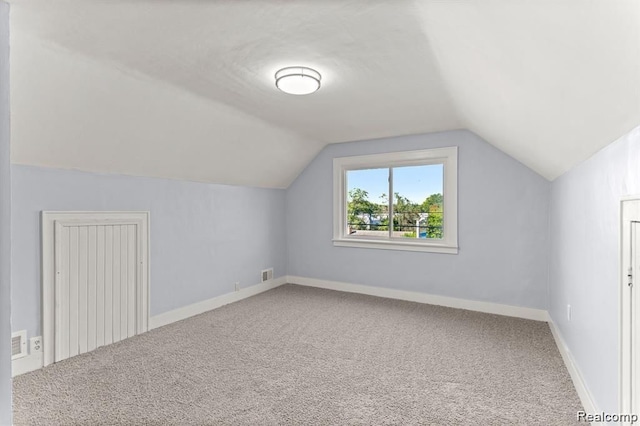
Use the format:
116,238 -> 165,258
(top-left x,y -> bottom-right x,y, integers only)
234,282 -> 240,292
567,304 -> 572,322
30,336 -> 42,354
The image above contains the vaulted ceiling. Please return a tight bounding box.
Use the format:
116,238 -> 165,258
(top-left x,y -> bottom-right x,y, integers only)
8,0 -> 640,187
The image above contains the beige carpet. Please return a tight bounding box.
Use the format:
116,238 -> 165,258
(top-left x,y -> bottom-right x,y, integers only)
13,284 -> 582,425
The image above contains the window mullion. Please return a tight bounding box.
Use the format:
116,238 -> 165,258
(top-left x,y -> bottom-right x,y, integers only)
388,167 -> 393,239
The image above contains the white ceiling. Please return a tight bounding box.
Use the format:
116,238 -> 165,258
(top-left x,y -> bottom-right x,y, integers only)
8,0 -> 640,187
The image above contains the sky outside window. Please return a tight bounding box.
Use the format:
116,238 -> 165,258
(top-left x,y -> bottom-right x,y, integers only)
347,164 -> 443,204
347,167 -> 389,204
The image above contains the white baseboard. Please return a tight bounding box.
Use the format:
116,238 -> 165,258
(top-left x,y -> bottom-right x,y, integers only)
286,276 -> 548,321
547,320 -> 597,414
149,276 -> 287,330
12,352 -> 43,377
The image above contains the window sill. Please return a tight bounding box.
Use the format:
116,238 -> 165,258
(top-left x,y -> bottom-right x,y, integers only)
332,238 -> 459,254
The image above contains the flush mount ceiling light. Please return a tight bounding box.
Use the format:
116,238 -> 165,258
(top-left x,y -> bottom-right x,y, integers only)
275,66 -> 321,95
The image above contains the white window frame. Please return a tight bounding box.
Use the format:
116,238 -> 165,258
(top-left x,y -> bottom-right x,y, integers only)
333,147 -> 458,254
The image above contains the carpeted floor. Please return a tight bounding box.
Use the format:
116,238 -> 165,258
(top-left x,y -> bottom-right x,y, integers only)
13,284 -> 583,425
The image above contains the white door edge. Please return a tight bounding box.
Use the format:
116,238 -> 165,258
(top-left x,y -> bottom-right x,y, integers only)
620,198 -> 640,418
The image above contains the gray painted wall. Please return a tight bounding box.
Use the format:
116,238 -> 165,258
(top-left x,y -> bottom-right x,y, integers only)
549,125 -> 640,413
286,130 -> 550,309
0,2 -> 10,423
11,165 -> 287,339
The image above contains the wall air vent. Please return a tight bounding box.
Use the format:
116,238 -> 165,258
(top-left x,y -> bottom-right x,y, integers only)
261,268 -> 274,283
12,331 -> 27,360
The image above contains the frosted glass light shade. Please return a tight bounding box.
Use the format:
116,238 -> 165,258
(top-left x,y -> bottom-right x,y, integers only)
275,66 -> 321,95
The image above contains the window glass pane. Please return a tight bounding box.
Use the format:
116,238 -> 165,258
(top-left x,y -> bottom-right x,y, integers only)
346,168 -> 389,238
392,164 -> 444,239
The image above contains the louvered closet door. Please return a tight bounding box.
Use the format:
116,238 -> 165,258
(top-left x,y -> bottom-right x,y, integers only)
54,223 -> 139,362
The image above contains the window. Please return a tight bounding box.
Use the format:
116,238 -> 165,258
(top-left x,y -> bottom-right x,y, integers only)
333,147 -> 458,254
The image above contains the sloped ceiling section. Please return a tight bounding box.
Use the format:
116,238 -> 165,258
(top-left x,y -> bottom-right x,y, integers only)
9,0 -> 640,187
415,0 -> 640,180
11,34 -> 321,188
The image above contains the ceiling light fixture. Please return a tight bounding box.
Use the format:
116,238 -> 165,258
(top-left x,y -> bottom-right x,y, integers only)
275,66 -> 321,95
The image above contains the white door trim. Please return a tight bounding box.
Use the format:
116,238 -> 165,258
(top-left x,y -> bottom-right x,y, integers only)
42,211 -> 150,367
621,197 -> 640,417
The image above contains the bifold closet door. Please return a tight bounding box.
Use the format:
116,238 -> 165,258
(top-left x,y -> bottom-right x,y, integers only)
54,223 -> 139,362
